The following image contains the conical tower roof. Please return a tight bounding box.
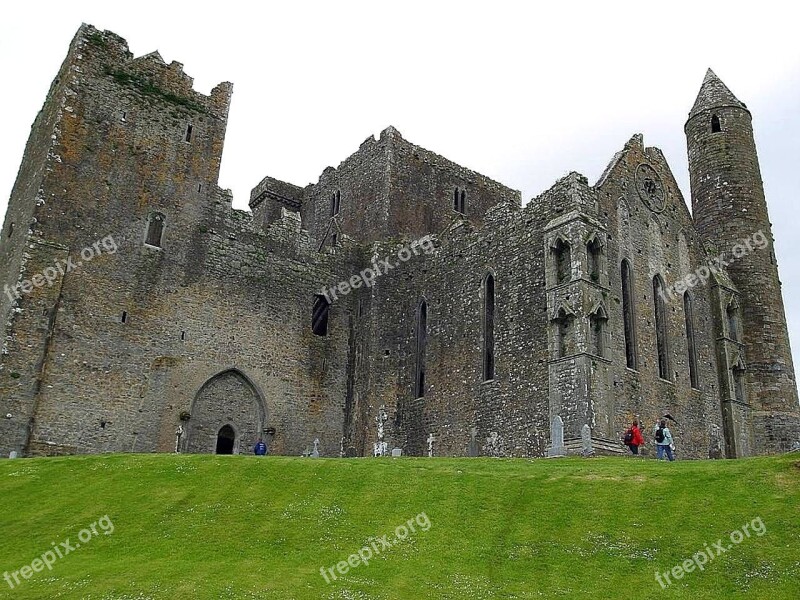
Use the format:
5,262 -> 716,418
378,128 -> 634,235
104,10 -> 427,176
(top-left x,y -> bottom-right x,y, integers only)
689,69 -> 748,118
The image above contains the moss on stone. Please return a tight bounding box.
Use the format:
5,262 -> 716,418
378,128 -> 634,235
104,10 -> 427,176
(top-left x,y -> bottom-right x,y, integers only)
85,31 -> 108,50
105,68 -> 206,114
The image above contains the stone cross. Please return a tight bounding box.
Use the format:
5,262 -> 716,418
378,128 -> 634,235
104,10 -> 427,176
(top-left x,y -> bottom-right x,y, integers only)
175,425 -> 184,453
374,405 -> 389,457
581,424 -> 594,457
427,433 -> 435,457
373,441 -> 388,457
375,405 -> 387,442
467,427 -> 480,457
311,438 -> 320,458
547,416 -> 567,457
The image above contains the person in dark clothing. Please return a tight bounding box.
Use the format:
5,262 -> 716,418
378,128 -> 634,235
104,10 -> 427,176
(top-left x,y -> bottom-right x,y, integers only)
654,419 -> 675,461
254,438 -> 267,456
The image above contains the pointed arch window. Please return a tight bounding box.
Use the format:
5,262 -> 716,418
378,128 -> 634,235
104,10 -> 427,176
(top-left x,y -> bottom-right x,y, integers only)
483,274 -> 495,381
684,291 -> 699,389
415,300 -> 428,398
711,114 -> 721,133
589,305 -> 608,358
621,259 -> 638,369
653,275 -> 671,380
552,238 -> 572,285
553,308 -> 575,358
145,212 -> 165,248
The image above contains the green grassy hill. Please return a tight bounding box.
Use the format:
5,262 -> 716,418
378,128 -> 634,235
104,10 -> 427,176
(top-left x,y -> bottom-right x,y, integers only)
1,453 -> 798,599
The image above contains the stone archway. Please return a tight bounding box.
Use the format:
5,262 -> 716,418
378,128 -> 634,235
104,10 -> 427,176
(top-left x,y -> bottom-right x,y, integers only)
215,424 -> 236,454
186,369 -> 266,454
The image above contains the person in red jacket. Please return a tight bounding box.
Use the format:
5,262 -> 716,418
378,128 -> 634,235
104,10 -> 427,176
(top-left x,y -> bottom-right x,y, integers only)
623,420 -> 645,455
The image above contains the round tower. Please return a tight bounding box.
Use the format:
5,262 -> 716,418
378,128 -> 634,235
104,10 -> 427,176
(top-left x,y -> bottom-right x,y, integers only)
686,69 -> 799,452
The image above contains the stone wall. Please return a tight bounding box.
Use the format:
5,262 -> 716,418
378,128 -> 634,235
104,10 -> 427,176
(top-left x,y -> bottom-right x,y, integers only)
594,135 -> 725,458
1,27 -> 797,460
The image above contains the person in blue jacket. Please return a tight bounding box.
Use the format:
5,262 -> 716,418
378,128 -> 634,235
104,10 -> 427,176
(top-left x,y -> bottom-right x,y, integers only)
254,438 -> 267,456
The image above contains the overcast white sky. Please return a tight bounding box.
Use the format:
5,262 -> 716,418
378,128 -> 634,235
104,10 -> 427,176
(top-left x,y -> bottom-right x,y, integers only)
1,1 -> 799,387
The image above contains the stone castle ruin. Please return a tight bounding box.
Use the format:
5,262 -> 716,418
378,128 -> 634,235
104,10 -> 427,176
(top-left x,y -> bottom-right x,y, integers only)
1,25 -> 798,459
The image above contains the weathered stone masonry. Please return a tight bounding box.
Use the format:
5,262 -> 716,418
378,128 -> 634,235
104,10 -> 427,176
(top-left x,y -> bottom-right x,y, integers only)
1,26 -> 798,459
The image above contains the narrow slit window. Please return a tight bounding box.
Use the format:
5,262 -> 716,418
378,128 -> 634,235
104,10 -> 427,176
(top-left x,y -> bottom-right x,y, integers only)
415,300 -> 427,398
587,238 -> 602,281
711,114 -> 721,133
312,295 -> 330,336
483,274 -> 495,381
459,189 -> 466,214
121,311 -> 127,324
684,292 -> 699,389
145,213 -> 165,248
621,260 -> 638,369
185,123 -> 193,142
653,275 -> 670,380
453,188 -> 459,212
733,366 -> 746,404
727,303 -> 740,342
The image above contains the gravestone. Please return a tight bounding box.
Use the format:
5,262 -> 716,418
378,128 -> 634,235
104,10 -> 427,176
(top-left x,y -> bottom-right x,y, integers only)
547,416 -> 567,457
311,438 -> 320,458
391,448 -> 402,457
9,451 -> 17,459
581,424 -> 594,457
427,433 -> 435,457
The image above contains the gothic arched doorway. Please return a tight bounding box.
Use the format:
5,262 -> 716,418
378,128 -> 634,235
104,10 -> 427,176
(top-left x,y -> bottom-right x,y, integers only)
216,425 -> 236,454
185,369 -> 267,454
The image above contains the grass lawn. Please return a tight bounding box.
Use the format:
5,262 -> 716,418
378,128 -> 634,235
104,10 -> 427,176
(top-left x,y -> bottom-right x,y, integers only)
0,452 -> 798,599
